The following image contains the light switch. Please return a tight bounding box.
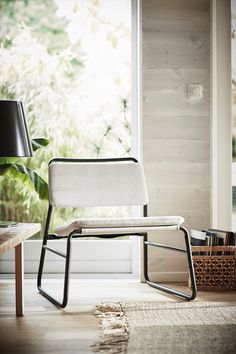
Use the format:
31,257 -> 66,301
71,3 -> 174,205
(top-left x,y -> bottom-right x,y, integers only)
187,84 -> 203,100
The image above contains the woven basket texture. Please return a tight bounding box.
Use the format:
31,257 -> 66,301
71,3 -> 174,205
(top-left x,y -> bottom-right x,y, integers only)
192,246 -> 236,290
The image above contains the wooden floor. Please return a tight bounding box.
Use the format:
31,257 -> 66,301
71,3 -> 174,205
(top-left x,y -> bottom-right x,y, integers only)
0,279 -> 236,354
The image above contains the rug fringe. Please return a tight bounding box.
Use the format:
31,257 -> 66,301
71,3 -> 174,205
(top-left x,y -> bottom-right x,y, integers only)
91,302 -> 129,354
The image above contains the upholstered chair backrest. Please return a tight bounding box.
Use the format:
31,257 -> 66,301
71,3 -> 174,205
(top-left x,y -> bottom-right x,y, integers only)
48,159 -> 149,208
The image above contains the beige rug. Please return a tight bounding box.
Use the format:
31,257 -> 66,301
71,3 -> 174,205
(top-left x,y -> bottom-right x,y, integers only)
91,302 -> 236,354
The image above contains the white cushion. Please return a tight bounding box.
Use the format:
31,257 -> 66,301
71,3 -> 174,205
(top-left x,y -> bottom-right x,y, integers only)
49,161 -> 149,208
54,216 -> 184,236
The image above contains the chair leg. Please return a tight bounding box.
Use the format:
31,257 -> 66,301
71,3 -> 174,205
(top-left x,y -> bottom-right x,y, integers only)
37,234 -> 73,309
143,227 -> 197,301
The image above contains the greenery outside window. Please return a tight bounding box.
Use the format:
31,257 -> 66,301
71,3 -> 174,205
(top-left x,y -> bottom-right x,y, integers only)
0,0 -> 133,238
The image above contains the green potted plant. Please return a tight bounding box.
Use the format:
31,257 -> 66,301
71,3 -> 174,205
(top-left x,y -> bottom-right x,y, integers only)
0,138 -> 49,200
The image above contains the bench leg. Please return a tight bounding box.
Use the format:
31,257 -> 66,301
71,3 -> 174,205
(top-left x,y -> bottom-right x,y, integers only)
143,226 -> 197,301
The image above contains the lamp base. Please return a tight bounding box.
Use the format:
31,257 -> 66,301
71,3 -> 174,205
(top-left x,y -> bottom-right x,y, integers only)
0,221 -> 18,228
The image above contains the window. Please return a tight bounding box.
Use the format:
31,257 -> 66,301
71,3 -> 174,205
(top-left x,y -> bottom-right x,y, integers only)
0,0 -> 140,277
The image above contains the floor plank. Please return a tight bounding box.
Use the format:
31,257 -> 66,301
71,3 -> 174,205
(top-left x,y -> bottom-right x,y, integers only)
0,279 -> 236,354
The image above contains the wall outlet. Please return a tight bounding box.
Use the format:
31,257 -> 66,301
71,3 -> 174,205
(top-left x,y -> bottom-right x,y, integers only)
187,84 -> 203,100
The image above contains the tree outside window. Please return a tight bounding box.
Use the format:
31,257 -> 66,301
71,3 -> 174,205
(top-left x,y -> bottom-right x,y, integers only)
0,0 -> 132,235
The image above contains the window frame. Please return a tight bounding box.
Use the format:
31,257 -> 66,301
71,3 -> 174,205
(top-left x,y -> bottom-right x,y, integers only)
210,0 -> 232,230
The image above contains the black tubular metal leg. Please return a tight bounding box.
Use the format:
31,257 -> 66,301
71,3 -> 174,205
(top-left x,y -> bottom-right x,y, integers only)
37,205 -> 52,292
143,226 -> 197,301
37,206 -> 72,309
37,235 -> 72,308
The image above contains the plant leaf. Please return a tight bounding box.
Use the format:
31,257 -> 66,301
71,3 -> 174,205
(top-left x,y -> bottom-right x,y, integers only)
0,164 -> 48,200
32,138 -> 49,152
0,157 -> 20,164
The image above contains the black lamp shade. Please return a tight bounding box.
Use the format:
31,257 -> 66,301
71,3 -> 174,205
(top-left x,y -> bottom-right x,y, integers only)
0,100 -> 33,157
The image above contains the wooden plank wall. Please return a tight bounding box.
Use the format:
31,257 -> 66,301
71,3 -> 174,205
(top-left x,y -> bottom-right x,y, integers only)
142,0 -> 210,280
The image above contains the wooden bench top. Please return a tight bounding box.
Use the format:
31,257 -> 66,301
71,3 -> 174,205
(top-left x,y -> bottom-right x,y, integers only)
0,223 -> 41,255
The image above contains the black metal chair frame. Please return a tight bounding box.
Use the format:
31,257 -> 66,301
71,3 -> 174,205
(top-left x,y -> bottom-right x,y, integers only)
37,157 -> 197,308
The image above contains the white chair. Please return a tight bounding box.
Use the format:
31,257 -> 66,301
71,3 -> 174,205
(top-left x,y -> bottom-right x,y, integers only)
37,157 -> 197,308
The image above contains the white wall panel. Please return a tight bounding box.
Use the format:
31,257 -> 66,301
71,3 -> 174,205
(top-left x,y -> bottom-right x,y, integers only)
142,0 -> 210,280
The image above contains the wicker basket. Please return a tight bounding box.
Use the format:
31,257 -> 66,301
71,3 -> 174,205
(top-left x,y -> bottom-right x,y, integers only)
191,246 -> 236,290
